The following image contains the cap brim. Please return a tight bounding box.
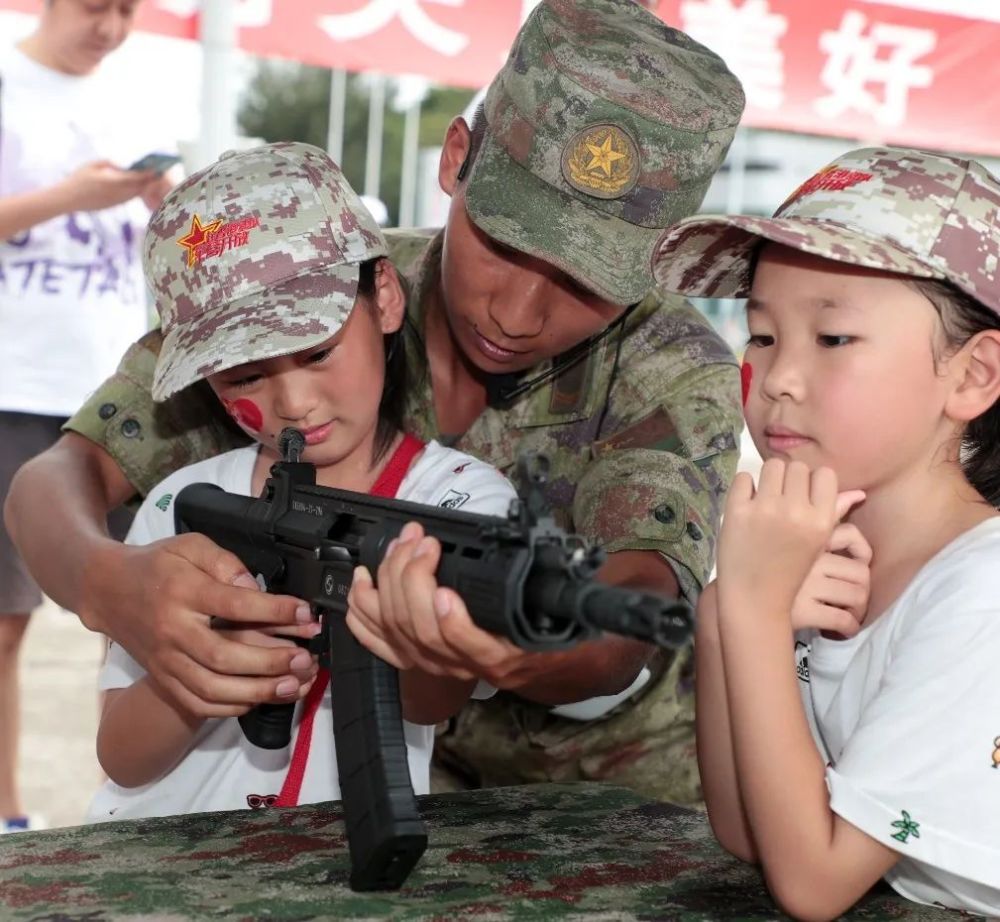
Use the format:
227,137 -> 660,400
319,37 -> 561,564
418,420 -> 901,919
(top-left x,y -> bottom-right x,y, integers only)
465,132 -> 661,307
152,263 -> 360,401
652,215 -> 944,299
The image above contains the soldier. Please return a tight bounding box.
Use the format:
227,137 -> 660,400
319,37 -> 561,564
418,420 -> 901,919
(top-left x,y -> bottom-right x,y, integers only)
5,0 -> 745,806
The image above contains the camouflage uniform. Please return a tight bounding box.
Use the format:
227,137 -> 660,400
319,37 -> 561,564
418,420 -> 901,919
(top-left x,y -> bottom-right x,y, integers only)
65,0 -> 747,807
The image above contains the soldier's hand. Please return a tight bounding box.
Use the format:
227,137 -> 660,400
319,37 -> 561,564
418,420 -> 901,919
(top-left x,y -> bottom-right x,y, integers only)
85,533 -> 320,718
210,619 -> 322,706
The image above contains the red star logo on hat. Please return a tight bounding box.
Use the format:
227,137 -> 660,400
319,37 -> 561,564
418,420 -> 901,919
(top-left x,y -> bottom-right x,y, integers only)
177,214 -> 222,267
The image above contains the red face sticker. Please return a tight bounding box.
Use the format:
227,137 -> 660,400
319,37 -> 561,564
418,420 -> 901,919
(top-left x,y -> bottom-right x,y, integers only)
740,361 -> 753,408
222,397 -> 263,433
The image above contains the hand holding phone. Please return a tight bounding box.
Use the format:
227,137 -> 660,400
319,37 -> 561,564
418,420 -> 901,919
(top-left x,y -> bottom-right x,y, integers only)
128,152 -> 181,174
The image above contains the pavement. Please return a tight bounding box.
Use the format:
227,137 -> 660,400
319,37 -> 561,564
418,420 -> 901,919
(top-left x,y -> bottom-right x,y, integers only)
15,431 -> 764,833
19,598 -> 104,830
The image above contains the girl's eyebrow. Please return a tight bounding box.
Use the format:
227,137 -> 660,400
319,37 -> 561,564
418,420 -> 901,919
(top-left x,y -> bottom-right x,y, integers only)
219,360 -> 263,377
746,296 -> 857,312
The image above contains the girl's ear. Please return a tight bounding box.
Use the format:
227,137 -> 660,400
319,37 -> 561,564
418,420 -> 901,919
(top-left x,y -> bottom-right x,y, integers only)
372,258 -> 406,335
438,116 -> 471,196
947,329 -> 1000,422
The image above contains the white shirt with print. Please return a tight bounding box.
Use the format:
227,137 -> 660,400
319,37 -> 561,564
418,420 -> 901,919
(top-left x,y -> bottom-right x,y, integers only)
86,440 -> 516,823
0,46 -> 164,416
795,518 -> 1000,915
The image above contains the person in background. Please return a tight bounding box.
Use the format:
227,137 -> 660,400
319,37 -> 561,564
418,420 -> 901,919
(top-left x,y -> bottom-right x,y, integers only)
0,0 -> 172,832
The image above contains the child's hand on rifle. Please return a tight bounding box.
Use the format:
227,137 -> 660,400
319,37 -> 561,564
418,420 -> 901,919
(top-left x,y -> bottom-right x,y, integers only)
345,520 -> 519,724
345,520 -> 531,690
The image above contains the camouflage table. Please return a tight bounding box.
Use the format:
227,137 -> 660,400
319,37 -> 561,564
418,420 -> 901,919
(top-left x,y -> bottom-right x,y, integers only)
0,783 -> 954,921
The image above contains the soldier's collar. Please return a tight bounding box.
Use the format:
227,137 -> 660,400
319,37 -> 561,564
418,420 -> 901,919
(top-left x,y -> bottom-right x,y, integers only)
399,230 -> 443,349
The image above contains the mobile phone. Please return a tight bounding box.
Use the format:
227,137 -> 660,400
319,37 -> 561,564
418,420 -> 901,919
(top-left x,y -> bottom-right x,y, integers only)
127,152 -> 181,174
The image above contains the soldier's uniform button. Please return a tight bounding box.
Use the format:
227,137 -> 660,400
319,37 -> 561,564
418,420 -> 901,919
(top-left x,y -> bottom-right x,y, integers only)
120,418 -> 142,439
708,431 -> 738,453
653,504 -> 676,524
686,521 -> 704,541
98,403 -> 117,420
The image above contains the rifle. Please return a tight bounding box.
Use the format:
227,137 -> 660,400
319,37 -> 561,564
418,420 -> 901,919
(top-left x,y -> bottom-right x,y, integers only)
174,428 -> 693,892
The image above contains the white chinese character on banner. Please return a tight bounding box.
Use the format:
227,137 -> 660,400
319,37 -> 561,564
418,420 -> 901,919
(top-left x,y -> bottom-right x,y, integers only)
679,0 -> 788,110
156,0 -> 273,27
815,10 -> 936,127
320,0 -> 470,57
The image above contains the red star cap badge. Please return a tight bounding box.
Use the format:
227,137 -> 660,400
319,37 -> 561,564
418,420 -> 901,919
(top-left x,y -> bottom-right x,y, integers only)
177,214 -> 222,268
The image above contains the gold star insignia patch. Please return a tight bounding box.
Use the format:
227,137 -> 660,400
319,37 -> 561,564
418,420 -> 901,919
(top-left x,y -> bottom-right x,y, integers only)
562,124 -> 640,199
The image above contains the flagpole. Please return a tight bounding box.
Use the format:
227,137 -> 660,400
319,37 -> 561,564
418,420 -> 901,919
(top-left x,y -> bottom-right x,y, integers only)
327,68 -> 347,165
197,0 -> 239,170
363,74 -> 386,201
398,96 -> 422,228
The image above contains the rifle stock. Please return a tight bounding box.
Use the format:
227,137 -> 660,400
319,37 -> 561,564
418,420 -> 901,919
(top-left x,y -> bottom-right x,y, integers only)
173,432 -> 693,891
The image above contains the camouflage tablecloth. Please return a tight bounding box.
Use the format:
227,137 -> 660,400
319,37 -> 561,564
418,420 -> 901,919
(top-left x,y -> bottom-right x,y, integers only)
0,783 -> 953,921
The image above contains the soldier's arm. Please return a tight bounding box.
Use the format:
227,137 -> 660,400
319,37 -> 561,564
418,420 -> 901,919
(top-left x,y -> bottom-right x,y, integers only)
348,304 -> 742,704
3,332 -> 316,716
506,303 -> 743,704
472,549 -> 680,705
5,431 -> 135,619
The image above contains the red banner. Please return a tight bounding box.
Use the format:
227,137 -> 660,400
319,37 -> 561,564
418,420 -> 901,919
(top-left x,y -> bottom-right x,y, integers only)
660,0 -> 1000,156
4,0 -> 999,155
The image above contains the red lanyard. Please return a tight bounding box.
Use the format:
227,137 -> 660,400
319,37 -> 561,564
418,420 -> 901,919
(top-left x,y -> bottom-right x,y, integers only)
273,433 -> 425,807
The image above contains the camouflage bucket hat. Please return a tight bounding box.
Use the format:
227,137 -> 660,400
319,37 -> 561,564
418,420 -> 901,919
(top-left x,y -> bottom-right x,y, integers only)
146,141 -> 388,401
652,147 -> 1000,315
464,0 -> 745,307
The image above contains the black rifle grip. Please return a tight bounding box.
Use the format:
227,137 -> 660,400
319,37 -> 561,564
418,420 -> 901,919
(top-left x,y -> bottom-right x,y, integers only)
238,703 -> 296,750
326,607 -> 427,890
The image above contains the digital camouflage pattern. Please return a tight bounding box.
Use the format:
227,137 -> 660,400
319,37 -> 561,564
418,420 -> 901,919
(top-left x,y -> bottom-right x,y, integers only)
0,783 -> 954,921
466,0 -> 745,306
66,228 -> 742,807
653,147 -> 1000,312
145,141 -> 387,400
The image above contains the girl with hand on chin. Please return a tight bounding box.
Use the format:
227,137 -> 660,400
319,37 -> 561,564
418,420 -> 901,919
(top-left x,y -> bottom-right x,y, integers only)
656,148 -> 1000,918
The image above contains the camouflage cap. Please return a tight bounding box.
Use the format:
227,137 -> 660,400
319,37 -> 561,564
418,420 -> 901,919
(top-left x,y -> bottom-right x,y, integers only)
652,147 -> 1000,315
464,0 -> 745,307
146,141 -> 388,402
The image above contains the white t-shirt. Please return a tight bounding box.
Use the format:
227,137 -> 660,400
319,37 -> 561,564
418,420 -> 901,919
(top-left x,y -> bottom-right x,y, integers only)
795,517 -> 1000,915
0,46 -> 158,416
86,440 -> 517,823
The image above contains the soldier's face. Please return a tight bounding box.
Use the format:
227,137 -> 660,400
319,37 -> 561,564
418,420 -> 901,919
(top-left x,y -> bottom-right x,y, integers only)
743,243 -> 952,493
206,298 -> 397,472
438,187 -> 626,375
45,0 -> 140,75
